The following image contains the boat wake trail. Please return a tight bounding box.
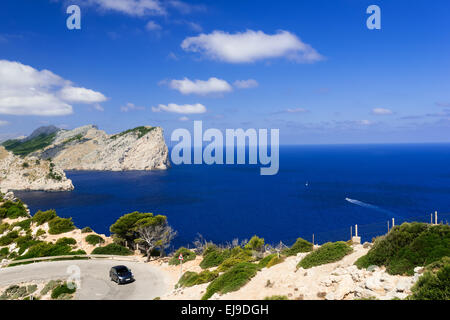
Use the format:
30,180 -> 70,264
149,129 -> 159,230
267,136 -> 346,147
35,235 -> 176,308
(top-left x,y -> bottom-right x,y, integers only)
345,198 -> 393,215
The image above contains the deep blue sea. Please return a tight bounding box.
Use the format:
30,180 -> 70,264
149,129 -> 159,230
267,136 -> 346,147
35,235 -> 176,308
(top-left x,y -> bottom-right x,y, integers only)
15,144 -> 450,249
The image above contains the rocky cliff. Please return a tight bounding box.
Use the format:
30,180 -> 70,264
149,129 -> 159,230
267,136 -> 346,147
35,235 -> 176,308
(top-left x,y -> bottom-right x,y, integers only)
0,124 -> 170,192
0,147 -> 74,192
34,125 -> 170,171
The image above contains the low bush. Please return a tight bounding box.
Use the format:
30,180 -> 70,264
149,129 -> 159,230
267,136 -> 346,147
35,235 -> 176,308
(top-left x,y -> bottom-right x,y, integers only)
51,283 -> 76,299
244,235 -> 265,251
202,262 -> 259,300
0,247 -> 9,259
55,237 -> 77,246
283,238 -> 313,256
297,241 -> 353,269
217,248 -> 254,272
266,255 -> 285,268
0,200 -> 28,219
32,210 -> 57,225
81,227 -> 93,233
177,270 -> 219,288
0,230 -> 19,246
15,235 -> 41,255
0,223 -> 10,235
200,246 -> 231,269
10,219 -> 32,231
408,257 -> 450,300
40,280 -> 62,295
355,223 -> 450,275
264,295 -> 288,300
48,217 -> 75,234
258,254 -> 277,268
169,247 -> 196,265
91,243 -> 132,255
16,242 -> 85,260
85,234 -> 105,246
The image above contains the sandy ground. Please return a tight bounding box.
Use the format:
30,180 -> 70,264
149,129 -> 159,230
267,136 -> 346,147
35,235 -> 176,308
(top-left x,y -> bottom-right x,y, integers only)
157,244 -> 417,300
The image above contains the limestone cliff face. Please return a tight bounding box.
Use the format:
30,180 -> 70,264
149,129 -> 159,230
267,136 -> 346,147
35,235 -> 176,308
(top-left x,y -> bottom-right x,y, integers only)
0,147 -> 74,192
35,125 -> 170,171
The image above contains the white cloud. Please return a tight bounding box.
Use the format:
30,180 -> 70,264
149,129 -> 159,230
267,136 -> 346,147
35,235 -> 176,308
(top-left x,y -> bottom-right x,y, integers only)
286,108 -> 308,113
0,60 -> 107,116
233,79 -> 259,89
152,103 -> 206,114
168,77 -> 232,95
359,120 -> 372,125
84,0 -> 166,16
120,102 -> 145,112
179,116 -> 189,121
181,30 -> 323,63
146,20 -> 162,31
372,108 -> 393,115
0,120 -> 8,126
59,86 -> 107,104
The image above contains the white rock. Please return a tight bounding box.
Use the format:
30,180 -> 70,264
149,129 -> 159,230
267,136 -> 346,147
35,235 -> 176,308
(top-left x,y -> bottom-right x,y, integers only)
414,266 -> 424,274
325,292 -> 335,300
396,278 -> 413,292
334,274 -> 354,300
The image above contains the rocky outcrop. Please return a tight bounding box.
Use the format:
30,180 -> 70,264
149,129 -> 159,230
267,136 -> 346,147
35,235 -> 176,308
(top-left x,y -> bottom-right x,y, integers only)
0,147 -> 73,192
34,125 -> 170,171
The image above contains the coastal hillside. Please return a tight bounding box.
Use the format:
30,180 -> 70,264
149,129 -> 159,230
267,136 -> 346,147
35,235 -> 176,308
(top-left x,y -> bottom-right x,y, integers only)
0,125 -> 170,191
0,147 -> 73,192
2,125 -> 170,171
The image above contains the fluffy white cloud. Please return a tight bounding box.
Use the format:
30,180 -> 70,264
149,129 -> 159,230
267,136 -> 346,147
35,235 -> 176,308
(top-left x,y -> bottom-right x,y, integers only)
179,116 -> 189,121
233,79 -> 259,89
169,77 -> 232,95
120,102 -> 145,112
0,120 -> 8,126
146,20 -> 162,31
59,86 -> 107,104
181,30 -> 323,63
152,103 -> 206,114
372,108 -> 393,115
0,60 -> 107,116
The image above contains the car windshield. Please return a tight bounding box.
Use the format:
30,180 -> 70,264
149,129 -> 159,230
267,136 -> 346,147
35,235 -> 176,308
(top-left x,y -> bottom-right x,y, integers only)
115,267 -> 129,275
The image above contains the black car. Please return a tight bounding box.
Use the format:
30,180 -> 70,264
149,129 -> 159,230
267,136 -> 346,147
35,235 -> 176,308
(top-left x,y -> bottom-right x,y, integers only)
109,265 -> 134,284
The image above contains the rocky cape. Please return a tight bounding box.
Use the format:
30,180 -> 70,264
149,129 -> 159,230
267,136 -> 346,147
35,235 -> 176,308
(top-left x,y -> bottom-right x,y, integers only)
0,125 -> 170,192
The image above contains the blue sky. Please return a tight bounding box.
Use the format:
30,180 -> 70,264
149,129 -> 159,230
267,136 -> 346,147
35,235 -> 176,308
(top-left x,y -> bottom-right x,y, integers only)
0,0 -> 449,145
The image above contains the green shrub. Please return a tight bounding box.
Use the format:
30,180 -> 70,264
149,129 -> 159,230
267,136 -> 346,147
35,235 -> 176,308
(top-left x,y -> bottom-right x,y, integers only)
0,230 -> 19,246
177,270 -> 219,288
10,219 -> 32,231
32,210 -> 57,225
15,235 -> 41,254
48,217 -> 75,234
0,285 -> 28,300
0,223 -> 10,235
217,248 -> 254,272
35,229 -> 46,237
355,223 -> 450,275
16,242 -> 85,260
40,280 -> 62,295
55,237 -> 77,246
0,201 -> 28,219
264,295 -> 288,300
283,237 -> 313,256
169,247 -> 196,265
85,234 -> 105,245
297,241 -> 353,269
81,227 -> 93,233
91,243 -> 132,255
51,283 -> 76,299
200,246 -> 231,269
258,254 -> 277,268
266,255 -> 285,268
0,247 -> 9,259
2,132 -> 57,156
202,262 -> 259,300
244,235 -> 265,251
408,257 -> 450,300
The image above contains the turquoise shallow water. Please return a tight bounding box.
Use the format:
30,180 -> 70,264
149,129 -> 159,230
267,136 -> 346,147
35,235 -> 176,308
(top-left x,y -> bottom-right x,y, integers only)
16,144 -> 450,249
